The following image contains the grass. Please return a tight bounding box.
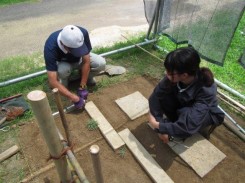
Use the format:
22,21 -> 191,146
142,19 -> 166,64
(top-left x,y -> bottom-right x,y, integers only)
86,119 -> 98,131
0,0 -> 37,6
118,145 -> 127,158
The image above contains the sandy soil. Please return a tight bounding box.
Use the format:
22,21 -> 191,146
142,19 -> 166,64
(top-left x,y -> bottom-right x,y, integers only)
9,76 -> 244,183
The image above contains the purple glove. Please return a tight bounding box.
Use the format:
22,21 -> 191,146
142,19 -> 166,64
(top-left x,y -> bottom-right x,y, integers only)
74,97 -> 85,109
77,88 -> 89,100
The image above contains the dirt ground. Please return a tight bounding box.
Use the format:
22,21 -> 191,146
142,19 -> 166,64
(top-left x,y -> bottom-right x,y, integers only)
3,76 -> 245,183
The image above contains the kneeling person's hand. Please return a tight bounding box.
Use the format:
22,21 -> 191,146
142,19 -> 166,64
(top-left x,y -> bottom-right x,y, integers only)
158,133 -> 169,144
74,97 -> 85,109
77,88 -> 88,100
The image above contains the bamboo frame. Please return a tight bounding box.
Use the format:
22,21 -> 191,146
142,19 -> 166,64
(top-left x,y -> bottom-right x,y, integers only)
52,88 -> 73,147
90,145 -> 104,183
27,90 -> 71,182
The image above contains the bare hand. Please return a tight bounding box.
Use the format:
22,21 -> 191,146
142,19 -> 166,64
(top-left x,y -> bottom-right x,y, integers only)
148,112 -> 159,129
158,133 -> 169,143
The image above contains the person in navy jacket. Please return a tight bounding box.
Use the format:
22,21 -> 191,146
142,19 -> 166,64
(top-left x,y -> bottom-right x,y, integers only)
44,25 -> 106,109
148,47 -> 224,143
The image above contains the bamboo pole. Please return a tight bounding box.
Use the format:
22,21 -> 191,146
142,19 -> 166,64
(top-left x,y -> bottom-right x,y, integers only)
218,90 -> 245,112
20,163 -> 55,183
67,158 -> 80,183
90,145 -> 104,183
57,131 -> 90,183
27,90 -> 71,183
52,88 -> 72,147
121,34 -> 163,62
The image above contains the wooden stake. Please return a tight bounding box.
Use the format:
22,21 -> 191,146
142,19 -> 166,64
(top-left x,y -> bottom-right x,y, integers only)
90,145 -> 104,183
52,88 -> 72,147
0,145 -> 19,163
0,94 -> 22,103
27,90 -> 71,183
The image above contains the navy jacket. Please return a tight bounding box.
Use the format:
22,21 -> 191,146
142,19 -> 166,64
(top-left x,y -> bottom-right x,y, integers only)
149,76 -> 224,138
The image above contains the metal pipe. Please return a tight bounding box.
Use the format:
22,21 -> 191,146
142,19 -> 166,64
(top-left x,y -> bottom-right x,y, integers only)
146,0 -> 158,39
99,39 -> 157,57
0,70 -> 46,87
90,145 -> 104,183
222,119 -> 245,142
153,0 -> 161,38
0,40 -> 156,87
218,106 -> 245,135
215,79 -> 245,100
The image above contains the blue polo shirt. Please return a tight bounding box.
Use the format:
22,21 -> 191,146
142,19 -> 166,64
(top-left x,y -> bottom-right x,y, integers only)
44,26 -> 92,71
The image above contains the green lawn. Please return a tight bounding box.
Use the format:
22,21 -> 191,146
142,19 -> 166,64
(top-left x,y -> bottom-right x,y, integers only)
0,0 -> 36,6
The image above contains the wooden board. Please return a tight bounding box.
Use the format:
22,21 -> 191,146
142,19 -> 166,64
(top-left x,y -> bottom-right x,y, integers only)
119,128 -> 174,183
85,101 -> 125,150
0,145 -> 19,162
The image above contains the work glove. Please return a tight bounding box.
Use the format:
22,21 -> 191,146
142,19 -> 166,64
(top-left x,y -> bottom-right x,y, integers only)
77,88 -> 89,100
74,97 -> 85,109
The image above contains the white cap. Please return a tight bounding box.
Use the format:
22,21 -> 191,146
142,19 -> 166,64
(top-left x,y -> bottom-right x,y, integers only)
60,25 -> 84,48
59,25 -> 88,57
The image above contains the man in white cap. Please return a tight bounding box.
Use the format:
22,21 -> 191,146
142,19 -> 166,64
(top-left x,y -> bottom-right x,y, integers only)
44,25 -> 106,109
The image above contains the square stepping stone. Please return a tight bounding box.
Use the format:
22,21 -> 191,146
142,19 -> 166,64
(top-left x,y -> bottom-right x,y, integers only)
168,133 -> 226,177
147,122 -> 226,177
115,91 -> 149,120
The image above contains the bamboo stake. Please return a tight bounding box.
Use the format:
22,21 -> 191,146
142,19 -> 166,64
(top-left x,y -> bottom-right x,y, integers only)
67,158 -> 80,183
121,34 -> 163,62
57,130 -> 90,183
0,94 -> 22,103
20,136 -> 103,183
218,90 -> 245,112
20,163 -> 55,183
52,88 -> 72,147
90,145 -> 104,183
27,90 -> 71,183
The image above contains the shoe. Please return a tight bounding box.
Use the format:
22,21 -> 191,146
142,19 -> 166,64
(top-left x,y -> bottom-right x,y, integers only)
87,77 -> 96,87
199,124 -> 217,139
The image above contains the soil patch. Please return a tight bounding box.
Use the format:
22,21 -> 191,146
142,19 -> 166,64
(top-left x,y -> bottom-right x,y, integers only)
14,76 -> 245,182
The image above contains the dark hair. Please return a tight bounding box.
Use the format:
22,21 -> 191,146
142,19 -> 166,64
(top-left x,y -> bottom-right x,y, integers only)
164,47 -> 214,86
164,47 -> 200,75
199,67 -> 214,87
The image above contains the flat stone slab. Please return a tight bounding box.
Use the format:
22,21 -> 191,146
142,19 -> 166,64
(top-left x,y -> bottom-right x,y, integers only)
168,133 -> 226,177
119,128 -> 174,183
115,91 -> 149,120
85,101 -> 125,150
